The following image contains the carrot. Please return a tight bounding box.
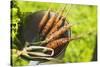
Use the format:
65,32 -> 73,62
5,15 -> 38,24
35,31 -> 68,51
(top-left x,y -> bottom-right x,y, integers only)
46,29 -> 96,49
46,30 -> 89,49
38,8 -> 50,32
45,23 -> 72,42
41,14 -> 57,38
46,37 -> 69,49
46,16 -> 66,38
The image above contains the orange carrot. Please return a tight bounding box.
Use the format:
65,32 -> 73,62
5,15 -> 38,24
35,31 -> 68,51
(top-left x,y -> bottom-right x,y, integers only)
41,14 -> 56,38
46,37 -> 69,49
38,8 -> 50,32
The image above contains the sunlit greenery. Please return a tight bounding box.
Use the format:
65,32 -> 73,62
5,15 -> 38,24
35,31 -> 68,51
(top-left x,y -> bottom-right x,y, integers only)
11,0 -> 97,66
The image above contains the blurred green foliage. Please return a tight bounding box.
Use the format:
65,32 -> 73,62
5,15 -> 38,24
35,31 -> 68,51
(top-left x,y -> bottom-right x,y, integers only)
11,0 -> 97,66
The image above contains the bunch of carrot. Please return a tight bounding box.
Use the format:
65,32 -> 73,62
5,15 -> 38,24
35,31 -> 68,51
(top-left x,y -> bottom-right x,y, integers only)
37,5 -> 73,56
